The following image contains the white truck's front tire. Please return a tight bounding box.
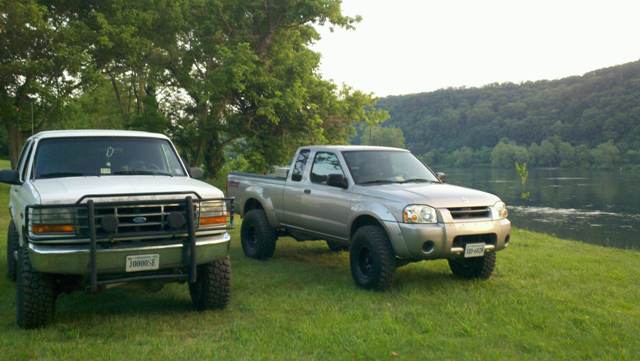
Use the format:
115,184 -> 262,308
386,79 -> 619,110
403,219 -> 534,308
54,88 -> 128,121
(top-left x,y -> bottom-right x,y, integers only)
16,248 -> 56,329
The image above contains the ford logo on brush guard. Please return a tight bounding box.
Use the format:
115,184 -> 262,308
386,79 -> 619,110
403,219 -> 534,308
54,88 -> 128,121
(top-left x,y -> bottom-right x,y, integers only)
132,216 -> 148,224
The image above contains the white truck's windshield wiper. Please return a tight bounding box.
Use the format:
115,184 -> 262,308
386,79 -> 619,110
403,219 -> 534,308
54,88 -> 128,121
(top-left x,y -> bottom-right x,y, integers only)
38,172 -> 89,179
397,178 -> 437,184
112,170 -> 173,176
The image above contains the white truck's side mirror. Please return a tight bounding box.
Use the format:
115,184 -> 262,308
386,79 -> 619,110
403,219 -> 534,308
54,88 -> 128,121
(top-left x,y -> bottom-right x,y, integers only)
0,169 -> 20,185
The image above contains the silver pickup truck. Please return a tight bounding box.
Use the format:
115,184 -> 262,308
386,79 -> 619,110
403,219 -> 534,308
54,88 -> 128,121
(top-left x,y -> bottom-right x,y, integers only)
227,145 -> 511,290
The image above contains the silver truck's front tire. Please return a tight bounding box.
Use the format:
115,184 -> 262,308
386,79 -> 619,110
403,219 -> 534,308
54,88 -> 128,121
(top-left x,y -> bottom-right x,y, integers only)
189,256 -> 231,310
240,209 -> 277,260
16,248 -> 56,329
349,225 -> 396,291
448,252 -> 496,279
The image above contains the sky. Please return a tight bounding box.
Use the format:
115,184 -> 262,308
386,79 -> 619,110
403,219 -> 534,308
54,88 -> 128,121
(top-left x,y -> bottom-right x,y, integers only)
312,0 -> 640,97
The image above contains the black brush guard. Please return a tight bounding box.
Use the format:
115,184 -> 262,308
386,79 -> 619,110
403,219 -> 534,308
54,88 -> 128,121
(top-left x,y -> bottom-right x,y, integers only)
26,194 -> 234,292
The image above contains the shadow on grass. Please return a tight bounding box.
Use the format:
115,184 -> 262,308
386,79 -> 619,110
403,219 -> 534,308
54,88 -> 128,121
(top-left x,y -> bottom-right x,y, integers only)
55,285 -> 194,318
234,238 -> 462,292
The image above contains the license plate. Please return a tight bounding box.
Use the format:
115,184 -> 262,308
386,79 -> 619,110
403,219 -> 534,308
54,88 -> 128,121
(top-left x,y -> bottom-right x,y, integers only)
464,243 -> 485,258
126,254 -> 160,272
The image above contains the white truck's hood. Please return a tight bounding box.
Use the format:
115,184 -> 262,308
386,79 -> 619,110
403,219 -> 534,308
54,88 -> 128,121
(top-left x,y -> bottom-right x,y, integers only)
32,176 -> 223,204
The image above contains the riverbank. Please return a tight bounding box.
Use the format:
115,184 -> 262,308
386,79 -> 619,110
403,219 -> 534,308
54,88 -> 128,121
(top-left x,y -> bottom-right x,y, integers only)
0,185 -> 638,360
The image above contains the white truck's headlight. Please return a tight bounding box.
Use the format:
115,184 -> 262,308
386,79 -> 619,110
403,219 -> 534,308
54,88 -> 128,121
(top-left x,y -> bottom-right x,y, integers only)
492,201 -> 508,219
29,207 -> 77,235
198,200 -> 229,228
403,205 -> 437,224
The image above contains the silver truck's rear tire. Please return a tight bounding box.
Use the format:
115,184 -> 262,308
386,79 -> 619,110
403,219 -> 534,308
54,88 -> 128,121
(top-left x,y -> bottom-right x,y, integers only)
7,221 -> 19,281
190,256 -> 231,310
240,209 -> 277,260
448,252 -> 496,279
16,248 -> 56,329
349,225 -> 396,291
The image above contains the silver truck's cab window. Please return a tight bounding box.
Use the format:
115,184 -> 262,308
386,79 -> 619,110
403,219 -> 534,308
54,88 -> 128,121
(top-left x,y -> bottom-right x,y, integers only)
310,152 -> 344,185
291,149 -> 310,182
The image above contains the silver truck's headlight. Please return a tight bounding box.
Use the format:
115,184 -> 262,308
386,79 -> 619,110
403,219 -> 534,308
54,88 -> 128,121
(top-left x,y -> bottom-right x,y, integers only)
198,200 -> 229,228
29,207 -> 77,235
492,201 -> 508,219
403,205 -> 437,224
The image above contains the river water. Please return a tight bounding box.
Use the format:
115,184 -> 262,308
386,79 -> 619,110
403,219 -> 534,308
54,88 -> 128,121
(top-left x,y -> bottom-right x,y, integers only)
441,167 -> 640,250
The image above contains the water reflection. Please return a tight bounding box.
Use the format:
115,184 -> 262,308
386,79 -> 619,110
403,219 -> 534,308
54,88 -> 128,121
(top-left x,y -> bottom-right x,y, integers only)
441,168 -> 640,249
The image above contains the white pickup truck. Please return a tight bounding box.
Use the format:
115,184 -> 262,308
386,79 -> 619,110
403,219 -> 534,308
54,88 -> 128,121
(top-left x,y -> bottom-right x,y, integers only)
228,145 -> 511,290
1,130 -> 233,328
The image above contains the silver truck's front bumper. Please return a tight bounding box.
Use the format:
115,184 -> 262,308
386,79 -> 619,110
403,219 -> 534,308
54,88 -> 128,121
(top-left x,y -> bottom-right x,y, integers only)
28,232 -> 231,275
383,219 -> 511,260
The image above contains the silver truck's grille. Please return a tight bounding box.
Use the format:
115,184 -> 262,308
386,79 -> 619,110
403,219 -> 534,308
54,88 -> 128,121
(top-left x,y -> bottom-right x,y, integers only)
453,233 -> 497,248
448,206 -> 491,219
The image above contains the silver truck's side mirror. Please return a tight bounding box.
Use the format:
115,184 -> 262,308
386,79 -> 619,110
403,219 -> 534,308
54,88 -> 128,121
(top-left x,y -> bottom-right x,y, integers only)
436,172 -> 446,183
327,173 -> 348,189
0,169 -> 20,185
189,167 -> 204,179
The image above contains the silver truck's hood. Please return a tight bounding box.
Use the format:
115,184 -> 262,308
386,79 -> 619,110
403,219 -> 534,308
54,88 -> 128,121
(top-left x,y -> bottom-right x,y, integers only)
358,183 -> 500,208
32,176 -> 223,204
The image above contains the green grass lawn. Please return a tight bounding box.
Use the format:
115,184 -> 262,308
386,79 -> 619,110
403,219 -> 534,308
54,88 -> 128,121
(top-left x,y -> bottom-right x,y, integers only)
0,181 -> 638,360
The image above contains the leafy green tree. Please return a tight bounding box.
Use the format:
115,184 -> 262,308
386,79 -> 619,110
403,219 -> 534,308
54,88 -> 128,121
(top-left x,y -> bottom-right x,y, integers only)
536,139 -> 558,166
591,141 -> 621,168
491,139 -> 529,168
2,0 -> 387,175
0,0 -> 89,166
575,144 -> 592,167
447,147 -> 474,167
557,140 -> 577,167
377,60 -> 640,167
361,125 -> 405,148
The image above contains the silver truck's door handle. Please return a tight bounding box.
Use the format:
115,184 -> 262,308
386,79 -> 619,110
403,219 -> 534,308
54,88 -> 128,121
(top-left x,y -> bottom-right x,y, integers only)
304,189 -> 311,194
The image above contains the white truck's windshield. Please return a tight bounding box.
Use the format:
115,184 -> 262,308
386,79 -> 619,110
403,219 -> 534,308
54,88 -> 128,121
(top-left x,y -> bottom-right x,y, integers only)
342,150 -> 439,185
32,137 -> 186,179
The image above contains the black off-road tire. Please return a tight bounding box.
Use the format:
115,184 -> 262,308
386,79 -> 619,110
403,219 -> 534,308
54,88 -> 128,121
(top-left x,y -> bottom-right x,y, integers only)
7,221 -> 19,281
240,209 -> 277,260
189,256 -> 231,310
16,248 -> 56,329
448,252 -> 496,279
326,240 -> 348,252
349,225 -> 396,291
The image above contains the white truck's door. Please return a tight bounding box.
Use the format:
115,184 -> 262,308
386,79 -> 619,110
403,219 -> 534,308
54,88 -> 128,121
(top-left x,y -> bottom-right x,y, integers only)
10,139 -> 35,241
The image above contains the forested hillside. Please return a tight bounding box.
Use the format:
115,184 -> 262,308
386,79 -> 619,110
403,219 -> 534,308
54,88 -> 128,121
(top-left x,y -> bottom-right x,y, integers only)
377,60 -> 640,168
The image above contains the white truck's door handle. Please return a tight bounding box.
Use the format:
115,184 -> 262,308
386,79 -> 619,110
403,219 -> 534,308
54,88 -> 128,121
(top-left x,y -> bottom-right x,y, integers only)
304,189 -> 311,194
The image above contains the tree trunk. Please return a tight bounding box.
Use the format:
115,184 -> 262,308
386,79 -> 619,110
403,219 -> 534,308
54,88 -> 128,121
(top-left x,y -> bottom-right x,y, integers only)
204,132 -> 225,178
6,121 -> 24,169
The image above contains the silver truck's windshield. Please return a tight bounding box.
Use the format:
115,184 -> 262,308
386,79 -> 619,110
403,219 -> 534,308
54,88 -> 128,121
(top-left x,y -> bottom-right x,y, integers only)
342,150 -> 439,185
32,137 -> 186,179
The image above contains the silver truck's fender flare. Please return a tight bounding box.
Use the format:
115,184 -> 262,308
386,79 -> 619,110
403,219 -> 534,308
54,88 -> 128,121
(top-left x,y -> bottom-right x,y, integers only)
241,185 -> 280,226
349,202 -> 411,258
